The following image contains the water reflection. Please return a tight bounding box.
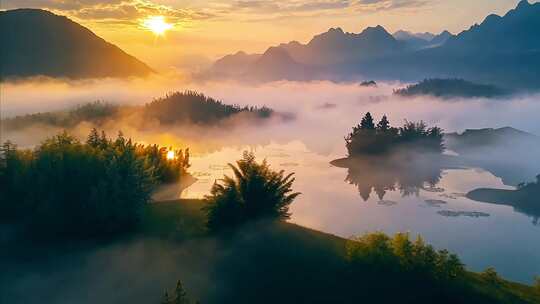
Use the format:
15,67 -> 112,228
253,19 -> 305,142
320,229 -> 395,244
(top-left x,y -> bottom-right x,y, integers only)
330,154 -> 452,201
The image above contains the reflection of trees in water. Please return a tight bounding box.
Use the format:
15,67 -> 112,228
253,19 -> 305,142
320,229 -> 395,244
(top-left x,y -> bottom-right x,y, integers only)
336,155 -> 446,201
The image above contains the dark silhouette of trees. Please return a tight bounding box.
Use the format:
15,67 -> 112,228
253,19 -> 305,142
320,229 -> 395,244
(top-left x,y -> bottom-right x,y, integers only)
0,130 -> 190,238
360,112 -> 376,130
394,78 -> 506,98
3,91 -> 274,132
144,91 -> 273,125
345,113 -> 444,156
160,280 -> 198,304
203,152 -> 300,232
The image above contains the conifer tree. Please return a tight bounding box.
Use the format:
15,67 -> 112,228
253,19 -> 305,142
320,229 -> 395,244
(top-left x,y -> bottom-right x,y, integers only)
360,112 -> 375,130
174,280 -> 190,304
377,115 -> 390,131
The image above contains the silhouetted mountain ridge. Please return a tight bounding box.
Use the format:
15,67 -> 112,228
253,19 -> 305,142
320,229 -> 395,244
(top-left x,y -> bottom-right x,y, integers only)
204,1 -> 540,89
0,9 -> 153,79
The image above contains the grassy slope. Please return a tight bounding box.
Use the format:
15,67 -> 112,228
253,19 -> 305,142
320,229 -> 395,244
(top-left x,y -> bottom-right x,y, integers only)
143,199 -> 540,304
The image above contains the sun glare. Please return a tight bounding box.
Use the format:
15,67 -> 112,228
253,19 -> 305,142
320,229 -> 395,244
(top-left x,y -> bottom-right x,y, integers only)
142,16 -> 173,36
167,150 -> 175,160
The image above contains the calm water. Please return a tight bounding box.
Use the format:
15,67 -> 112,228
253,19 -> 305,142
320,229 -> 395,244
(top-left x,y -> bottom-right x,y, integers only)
168,82 -> 540,284
182,142 -> 539,284
4,80 -> 540,284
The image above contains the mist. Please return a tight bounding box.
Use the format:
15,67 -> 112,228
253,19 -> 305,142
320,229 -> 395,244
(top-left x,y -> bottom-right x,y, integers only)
3,77 -> 540,153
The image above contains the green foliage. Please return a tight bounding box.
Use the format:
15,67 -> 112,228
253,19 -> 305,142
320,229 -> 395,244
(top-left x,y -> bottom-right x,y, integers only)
345,113 -> 444,156
394,78 -> 506,98
0,129 -> 190,238
347,232 -> 465,281
203,152 -> 300,232
534,276 -> 540,292
3,91 -> 274,131
144,91 -> 273,125
3,101 -> 118,130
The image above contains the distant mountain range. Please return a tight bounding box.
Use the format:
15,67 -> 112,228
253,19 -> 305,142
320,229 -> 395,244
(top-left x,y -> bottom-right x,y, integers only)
393,30 -> 453,50
203,0 -> 540,90
0,9 -> 153,79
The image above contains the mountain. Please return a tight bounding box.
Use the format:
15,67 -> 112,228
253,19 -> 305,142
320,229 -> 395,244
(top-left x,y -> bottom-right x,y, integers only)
204,25 -> 403,81
209,51 -> 261,77
0,9 -> 153,79
444,0 -> 540,51
430,30 -> 453,45
205,1 -> 540,90
393,30 -> 434,50
393,30 -> 453,50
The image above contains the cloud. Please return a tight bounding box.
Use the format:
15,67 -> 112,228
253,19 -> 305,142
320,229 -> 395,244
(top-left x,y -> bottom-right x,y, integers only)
353,0 -> 429,11
1,0 -> 213,25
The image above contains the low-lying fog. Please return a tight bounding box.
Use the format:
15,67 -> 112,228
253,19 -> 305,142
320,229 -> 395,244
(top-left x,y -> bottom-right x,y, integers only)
2,77 -> 540,288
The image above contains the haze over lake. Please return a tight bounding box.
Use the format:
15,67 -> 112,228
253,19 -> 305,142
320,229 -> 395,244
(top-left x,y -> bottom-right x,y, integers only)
4,79 -> 540,283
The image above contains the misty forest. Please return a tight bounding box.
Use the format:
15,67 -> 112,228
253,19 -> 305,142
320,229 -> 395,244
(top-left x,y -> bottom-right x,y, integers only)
1,1 -> 540,304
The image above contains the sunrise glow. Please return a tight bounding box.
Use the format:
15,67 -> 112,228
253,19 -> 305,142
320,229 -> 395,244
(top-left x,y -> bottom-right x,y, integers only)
142,16 -> 173,36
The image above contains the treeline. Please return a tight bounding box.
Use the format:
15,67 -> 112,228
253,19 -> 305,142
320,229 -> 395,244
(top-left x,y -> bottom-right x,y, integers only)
3,101 -> 118,130
345,112 -> 444,156
394,78 -> 506,98
0,129 -> 190,238
2,91 -> 274,131
144,91 -> 273,125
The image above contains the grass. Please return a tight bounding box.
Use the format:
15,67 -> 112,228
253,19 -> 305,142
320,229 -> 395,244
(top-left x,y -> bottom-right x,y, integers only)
142,199 -> 540,303
141,199 -> 208,239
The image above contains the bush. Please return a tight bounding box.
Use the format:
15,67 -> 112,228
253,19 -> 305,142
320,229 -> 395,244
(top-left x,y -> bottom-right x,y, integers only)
203,152 -> 300,232
0,129 -> 190,238
347,232 -> 465,281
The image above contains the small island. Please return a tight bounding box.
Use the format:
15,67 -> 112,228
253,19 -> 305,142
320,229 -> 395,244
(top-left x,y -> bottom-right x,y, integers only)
394,78 -> 507,99
2,91 -> 275,131
467,175 -> 540,225
344,112 -> 444,156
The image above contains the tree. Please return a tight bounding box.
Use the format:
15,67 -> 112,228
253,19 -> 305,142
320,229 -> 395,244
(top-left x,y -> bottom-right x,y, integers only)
0,129 -> 190,238
86,128 -> 100,148
534,276 -> 540,292
204,152 -> 300,231
377,115 -> 390,131
360,112 -> 375,130
174,280 -> 189,304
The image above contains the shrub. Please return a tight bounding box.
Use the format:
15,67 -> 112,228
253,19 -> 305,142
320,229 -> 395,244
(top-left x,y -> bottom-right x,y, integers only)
347,232 -> 465,281
204,152 -> 300,232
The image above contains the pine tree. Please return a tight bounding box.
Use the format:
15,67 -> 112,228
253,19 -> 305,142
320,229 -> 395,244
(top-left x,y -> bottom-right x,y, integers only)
87,128 -> 100,148
360,112 -> 375,130
377,115 -> 390,131
174,280 -> 189,304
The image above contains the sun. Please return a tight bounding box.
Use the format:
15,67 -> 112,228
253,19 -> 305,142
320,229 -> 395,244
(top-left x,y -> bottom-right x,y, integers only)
167,150 -> 175,160
142,16 -> 173,36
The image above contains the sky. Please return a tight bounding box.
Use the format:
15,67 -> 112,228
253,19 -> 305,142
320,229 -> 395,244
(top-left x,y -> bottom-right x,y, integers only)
1,0 -> 535,71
